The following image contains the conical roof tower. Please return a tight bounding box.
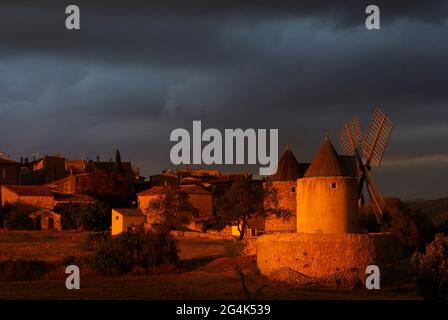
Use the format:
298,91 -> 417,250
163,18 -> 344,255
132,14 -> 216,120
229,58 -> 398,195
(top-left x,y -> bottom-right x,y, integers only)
304,136 -> 345,178
270,147 -> 302,181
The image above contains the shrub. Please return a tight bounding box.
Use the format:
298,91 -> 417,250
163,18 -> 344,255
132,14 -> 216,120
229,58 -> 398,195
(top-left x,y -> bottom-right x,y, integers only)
411,234 -> 448,300
89,228 -> 178,276
0,260 -> 52,281
85,231 -> 111,251
89,232 -> 134,276
2,202 -> 38,230
137,231 -> 178,272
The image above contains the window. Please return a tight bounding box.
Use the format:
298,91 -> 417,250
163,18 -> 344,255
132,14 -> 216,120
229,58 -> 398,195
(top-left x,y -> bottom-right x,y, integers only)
1,168 -> 5,179
331,182 -> 337,189
115,215 -> 120,220
291,187 -> 296,193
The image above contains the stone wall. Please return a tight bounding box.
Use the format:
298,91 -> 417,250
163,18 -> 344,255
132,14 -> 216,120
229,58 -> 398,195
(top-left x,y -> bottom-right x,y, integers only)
257,233 -> 399,286
264,215 -> 296,233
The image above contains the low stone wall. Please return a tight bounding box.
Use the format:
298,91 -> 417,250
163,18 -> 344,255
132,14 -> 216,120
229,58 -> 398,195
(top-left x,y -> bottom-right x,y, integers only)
264,215 -> 296,233
257,233 -> 399,287
171,228 -> 234,240
241,237 -> 257,256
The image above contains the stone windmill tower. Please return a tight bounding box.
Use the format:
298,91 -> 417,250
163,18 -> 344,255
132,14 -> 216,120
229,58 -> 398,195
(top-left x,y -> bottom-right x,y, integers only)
296,136 -> 360,234
265,147 -> 309,233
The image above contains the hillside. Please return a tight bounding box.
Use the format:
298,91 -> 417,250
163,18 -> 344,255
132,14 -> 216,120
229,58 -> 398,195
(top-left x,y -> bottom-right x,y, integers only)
408,197 -> 448,227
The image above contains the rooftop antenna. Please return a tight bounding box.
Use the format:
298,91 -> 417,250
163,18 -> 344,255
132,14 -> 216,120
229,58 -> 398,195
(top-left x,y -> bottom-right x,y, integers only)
338,108 -> 394,223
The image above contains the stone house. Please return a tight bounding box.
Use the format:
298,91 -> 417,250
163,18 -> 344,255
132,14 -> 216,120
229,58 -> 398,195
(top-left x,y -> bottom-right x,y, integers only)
46,173 -> 90,194
29,209 -> 62,231
0,157 -> 21,201
1,185 -> 55,209
0,157 -> 21,186
111,208 -> 146,235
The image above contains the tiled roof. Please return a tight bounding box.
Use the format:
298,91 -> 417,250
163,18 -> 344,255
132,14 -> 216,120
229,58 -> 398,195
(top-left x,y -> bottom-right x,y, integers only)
52,192 -> 95,202
179,184 -> 211,195
0,157 -> 20,165
113,208 -> 145,217
138,184 -> 211,196
2,185 -> 53,196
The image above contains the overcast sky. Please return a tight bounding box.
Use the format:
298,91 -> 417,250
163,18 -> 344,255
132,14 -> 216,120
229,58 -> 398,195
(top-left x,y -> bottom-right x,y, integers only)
0,1 -> 447,200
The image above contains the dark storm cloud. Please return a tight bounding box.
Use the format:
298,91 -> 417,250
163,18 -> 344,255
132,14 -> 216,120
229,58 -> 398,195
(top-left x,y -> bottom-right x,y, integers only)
0,1 -> 447,199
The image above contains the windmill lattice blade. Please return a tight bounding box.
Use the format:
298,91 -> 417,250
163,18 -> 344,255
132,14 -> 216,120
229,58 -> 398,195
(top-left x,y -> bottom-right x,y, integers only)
338,116 -> 364,155
365,170 -> 385,224
363,108 -> 393,167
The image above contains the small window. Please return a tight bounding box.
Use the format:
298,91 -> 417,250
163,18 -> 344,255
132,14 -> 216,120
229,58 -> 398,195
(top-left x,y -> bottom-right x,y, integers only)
331,182 -> 337,189
291,187 -> 296,193
1,168 -> 5,179
115,215 -> 120,220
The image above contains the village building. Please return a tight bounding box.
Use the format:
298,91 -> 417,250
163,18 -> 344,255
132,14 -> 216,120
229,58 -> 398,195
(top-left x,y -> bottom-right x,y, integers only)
111,208 -> 146,236
52,192 -> 95,206
21,155 -> 67,184
0,156 -> 21,201
46,173 -> 90,194
1,184 -> 95,210
29,209 -> 62,231
0,156 -> 21,186
1,185 -> 55,209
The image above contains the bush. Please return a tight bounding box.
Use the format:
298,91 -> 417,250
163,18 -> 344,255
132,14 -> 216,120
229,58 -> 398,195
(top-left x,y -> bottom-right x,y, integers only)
2,202 -> 38,230
89,232 -> 133,276
411,234 -> 448,300
89,228 -> 178,276
85,231 -> 110,251
0,260 -> 52,281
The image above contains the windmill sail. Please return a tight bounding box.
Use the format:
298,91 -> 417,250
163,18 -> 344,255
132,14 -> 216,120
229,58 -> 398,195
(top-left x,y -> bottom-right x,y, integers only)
338,116 -> 364,156
363,108 -> 393,167
365,169 -> 386,223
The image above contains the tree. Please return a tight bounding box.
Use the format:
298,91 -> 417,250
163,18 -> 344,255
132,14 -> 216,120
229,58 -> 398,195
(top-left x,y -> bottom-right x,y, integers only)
115,149 -> 122,174
84,169 -> 133,207
379,198 -> 436,252
55,202 -> 110,231
145,186 -> 193,232
215,178 -> 288,239
2,202 -> 38,230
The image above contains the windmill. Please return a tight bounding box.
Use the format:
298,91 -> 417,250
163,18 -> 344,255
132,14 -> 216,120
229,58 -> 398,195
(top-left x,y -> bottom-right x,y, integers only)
338,108 -> 393,223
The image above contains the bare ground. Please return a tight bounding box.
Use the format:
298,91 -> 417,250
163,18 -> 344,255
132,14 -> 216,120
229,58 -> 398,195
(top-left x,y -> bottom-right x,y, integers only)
0,231 -> 420,300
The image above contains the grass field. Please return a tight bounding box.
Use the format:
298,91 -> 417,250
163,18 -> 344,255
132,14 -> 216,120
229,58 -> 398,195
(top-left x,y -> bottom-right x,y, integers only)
0,230 -> 420,300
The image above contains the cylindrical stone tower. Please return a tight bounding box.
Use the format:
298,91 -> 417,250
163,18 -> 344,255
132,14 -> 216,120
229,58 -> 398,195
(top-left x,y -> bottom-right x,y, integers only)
297,137 -> 360,234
